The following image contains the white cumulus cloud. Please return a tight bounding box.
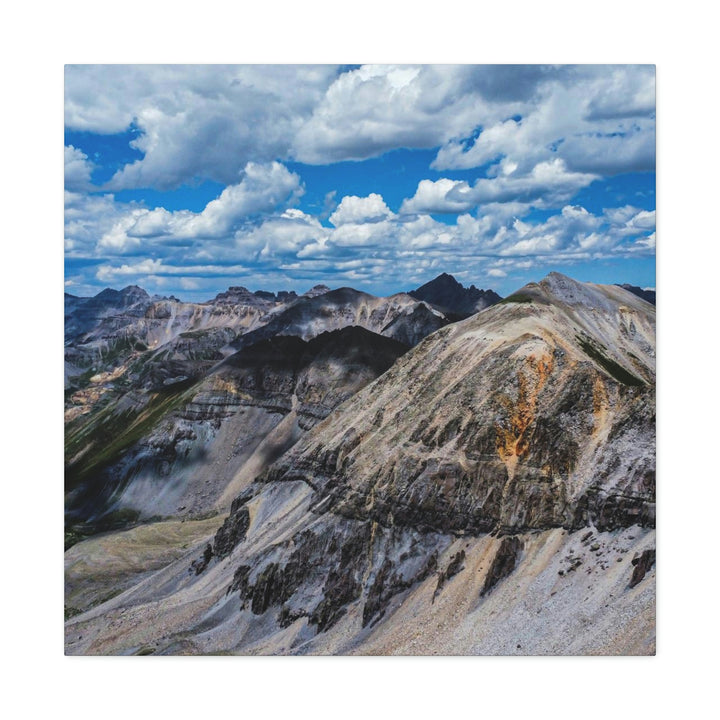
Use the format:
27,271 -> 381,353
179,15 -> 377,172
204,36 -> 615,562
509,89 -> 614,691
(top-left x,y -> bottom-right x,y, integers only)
329,193 -> 394,226
65,64 -> 655,192
400,179 -> 475,214
66,65 -> 339,190
95,162 -> 303,253
64,145 -> 95,191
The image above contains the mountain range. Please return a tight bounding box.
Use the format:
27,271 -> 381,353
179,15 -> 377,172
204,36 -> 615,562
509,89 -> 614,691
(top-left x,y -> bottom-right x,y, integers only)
64,272 -> 655,655
616,283 -> 656,305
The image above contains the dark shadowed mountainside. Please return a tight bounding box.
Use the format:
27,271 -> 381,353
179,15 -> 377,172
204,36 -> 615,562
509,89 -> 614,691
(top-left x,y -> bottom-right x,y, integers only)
65,326 -> 409,534
616,284 -> 655,305
409,273 -> 502,318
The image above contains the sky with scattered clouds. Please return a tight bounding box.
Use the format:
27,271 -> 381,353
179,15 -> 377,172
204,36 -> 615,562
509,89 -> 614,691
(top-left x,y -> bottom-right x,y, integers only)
64,64 -> 655,300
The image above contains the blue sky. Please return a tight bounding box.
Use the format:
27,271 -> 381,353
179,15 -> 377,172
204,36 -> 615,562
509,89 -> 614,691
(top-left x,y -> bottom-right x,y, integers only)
64,65 -> 655,301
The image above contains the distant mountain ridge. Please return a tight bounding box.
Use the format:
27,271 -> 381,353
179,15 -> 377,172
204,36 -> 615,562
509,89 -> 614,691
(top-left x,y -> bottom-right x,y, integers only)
616,283 -> 655,305
209,286 -> 299,305
64,278 -> 452,534
409,272 -> 502,317
230,286 -> 449,351
65,325 -> 409,528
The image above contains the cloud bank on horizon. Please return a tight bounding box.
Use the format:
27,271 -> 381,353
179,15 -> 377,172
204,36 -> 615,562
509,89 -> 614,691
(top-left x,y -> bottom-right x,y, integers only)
64,64 -> 655,300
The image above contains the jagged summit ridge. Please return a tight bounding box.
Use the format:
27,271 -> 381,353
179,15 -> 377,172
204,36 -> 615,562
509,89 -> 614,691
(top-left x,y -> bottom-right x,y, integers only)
77,284 -> 150,308
409,272 -> 502,317
514,272 -> 655,313
540,272 -> 631,311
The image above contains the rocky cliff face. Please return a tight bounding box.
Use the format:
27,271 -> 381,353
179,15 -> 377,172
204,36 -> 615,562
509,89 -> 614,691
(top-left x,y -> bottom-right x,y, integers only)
65,274 -> 655,655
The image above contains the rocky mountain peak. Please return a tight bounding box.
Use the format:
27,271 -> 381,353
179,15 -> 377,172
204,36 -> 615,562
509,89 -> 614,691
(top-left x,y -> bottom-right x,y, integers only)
303,284 -> 331,298
120,284 -> 150,299
416,272 -> 462,292
409,273 -> 502,318
531,272 -> 651,316
210,286 -> 265,305
538,272 -> 599,305
81,285 -> 151,310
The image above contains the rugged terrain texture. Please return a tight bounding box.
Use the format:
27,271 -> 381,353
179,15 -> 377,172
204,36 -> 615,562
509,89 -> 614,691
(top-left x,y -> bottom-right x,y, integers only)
267,273 -> 656,537
65,327 -> 408,531
65,273 -> 655,655
65,285 -> 272,370
65,282 -> 446,418
230,287 -> 449,351
65,279 -> 453,540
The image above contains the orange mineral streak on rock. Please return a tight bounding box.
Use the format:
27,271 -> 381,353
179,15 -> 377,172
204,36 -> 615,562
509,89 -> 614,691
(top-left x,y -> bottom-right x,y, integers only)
495,353 -> 555,480
210,376 -> 243,397
592,375 -> 609,437
66,362 -> 132,421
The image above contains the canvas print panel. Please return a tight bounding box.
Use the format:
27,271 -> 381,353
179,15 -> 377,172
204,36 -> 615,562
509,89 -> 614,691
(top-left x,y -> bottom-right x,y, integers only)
64,64 -> 655,655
